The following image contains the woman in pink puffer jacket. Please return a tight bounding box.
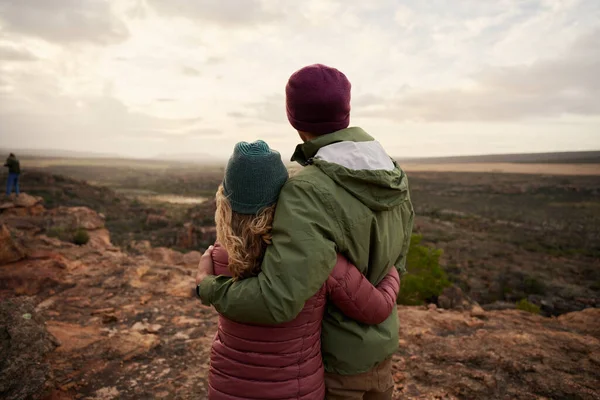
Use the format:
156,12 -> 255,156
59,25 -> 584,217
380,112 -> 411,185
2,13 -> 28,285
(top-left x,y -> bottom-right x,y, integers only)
200,141 -> 400,400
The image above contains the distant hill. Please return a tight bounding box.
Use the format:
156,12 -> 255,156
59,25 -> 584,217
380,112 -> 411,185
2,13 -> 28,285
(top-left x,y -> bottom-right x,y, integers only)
0,149 -> 226,167
152,153 -> 226,164
396,151 -> 600,164
0,148 -> 121,159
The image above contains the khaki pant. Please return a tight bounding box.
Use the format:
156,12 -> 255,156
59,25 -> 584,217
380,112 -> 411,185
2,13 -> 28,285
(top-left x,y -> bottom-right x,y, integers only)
324,358 -> 394,400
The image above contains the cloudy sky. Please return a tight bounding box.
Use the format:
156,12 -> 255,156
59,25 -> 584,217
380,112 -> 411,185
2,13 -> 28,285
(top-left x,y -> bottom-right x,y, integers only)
0,0 -> 599,160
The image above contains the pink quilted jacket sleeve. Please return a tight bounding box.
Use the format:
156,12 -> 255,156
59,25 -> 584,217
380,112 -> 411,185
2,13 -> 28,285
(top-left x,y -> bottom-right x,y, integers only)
211,243 -> 233,278
326,254 -> 400,325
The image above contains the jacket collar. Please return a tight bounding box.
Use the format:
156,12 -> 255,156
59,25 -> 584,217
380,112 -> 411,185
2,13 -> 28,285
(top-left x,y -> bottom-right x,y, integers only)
291,127 -> 375,165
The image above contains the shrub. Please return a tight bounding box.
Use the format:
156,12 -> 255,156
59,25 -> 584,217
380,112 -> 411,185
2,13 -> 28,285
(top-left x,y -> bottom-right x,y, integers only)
131,198 -> 143,208
516,299 -> 541,314
73,228 -> 90,246
523,276 -> 546,295
397,234 -> 451,305
46,226 -> 67,240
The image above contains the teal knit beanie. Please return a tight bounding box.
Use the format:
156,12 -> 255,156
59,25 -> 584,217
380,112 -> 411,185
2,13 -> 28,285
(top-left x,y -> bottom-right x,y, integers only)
223,140 -> 289,215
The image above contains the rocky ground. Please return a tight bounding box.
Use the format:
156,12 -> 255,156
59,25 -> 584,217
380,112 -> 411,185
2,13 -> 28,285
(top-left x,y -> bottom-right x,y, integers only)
1,195 -> 599,399
409,172 -> 600,316
18,171 -> 217,252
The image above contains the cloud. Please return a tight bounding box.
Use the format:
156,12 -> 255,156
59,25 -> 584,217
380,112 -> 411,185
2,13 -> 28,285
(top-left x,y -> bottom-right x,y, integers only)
0,87 -> 204,155
184,128 -> 222,137
353,94 -> 388,109
227,111 -> 247,119
231,94 -> 287,124
1,0 -> 599,158
206,56 -> 224,65
181,66 -> 201,77
145,0 -> 276,26
0,0 -> 129,45
358,29 -> 600,122
0,76 -> 11,94
124,125 -> 222,140
0,44 -> 37,61
71,96 -> 203,137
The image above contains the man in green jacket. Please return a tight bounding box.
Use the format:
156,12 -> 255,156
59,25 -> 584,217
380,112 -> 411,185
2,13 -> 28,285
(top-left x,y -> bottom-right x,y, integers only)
4,153 -> 21,197
196,64 -> 414,399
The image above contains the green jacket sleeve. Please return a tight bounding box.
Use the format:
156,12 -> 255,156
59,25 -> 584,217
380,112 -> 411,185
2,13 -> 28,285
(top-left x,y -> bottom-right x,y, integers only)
394,198 -> 415,275
198,178 -> 339,324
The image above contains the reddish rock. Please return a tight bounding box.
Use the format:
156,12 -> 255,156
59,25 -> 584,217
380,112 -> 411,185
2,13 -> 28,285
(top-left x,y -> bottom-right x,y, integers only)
0,193 -> 44,218
47,207 -> 105,230
147,247 -> 184,265
166,277 -> 196,298
0,223 -> 26,264
0,202 -> 15,210
558,307 -> 600,337
107,331 -> 160,361
13,193 -> 44,208
129,240 -> 152,253
131,321 -> 162,334
3,207 -> 29,217
0,257 -> 74,299
2,203 -> 45,217
87,228 -> 112,249
46,322 -> 104,353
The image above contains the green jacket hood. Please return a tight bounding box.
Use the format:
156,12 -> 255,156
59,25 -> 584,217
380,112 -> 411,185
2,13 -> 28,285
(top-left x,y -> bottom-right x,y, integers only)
292,127 -> 409,211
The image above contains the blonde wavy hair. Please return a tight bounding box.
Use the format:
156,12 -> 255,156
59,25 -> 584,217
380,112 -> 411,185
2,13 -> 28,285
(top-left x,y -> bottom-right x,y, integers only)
215,185 -> 276,280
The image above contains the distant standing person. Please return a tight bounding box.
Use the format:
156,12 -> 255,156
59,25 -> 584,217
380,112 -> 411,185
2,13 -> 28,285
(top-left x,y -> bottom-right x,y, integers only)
4,153 -> 20,196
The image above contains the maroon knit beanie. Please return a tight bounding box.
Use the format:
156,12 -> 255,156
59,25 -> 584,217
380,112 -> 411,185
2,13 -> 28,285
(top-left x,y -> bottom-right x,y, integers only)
285,64 -> 351,135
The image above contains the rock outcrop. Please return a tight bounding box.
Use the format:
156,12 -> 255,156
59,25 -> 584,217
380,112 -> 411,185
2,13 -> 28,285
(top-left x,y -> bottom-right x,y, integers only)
1,194 -> 112,251
47,206 -> 105,230
46,206 -> 112,249
0,194 -> 45,217
0,224 -> 26,264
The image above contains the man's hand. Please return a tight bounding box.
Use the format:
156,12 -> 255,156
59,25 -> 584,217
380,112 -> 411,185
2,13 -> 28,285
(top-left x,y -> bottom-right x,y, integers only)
195,245 -> 215,286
